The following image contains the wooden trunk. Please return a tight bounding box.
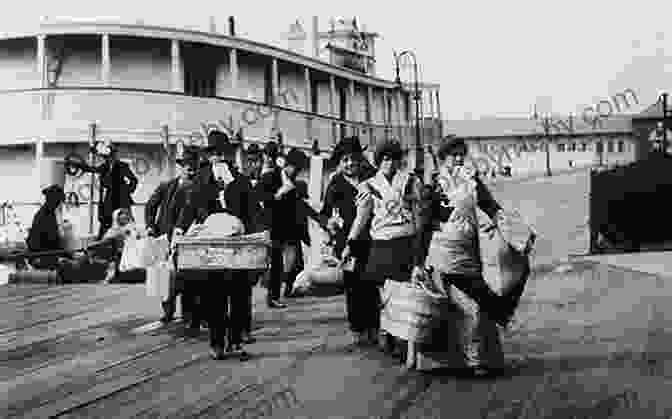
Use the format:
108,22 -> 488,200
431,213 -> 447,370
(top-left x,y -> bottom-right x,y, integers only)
380,280 -> 453,345
174,231 -> 271,271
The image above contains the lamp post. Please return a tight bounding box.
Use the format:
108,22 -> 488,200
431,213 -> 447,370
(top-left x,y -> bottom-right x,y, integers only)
532,110 -> 553,177
394,50 -> 423,176
88,122 -> 97,235
657,92 -> 670,155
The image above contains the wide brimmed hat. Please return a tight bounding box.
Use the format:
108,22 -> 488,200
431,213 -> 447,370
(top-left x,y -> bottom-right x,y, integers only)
330,136 -> 367,165
204,130 -> 235,156
436,137 -> 468,160
373,139 -> 407,166
284,148 -> 310,170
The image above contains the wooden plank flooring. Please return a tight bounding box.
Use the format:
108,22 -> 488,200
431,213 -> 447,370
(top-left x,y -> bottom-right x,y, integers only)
2,169 -> 672,417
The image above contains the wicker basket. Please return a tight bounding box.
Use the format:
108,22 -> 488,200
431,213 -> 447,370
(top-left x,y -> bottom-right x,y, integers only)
174,231 -> 271,271
380,280 -> 454,344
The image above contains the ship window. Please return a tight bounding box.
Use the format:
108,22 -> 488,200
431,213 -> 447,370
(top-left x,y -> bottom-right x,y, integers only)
182,43 -> 217,98
311,80 -> 319,114
617,140 -> 624,153
264,64 -> 273,105
607,140 -> 614,153
581,142 -> 588,151
387,95 -> 393,124
557,143 -> 565,152
570,142 -> 576,152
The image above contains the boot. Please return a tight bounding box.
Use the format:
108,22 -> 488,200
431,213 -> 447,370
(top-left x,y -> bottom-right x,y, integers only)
160,300 -> 175,323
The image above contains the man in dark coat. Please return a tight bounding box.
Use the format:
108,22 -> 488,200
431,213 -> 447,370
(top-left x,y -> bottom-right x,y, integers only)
182,130 -> 260,359
89,143 -> 138,240
145,146 -> 200,324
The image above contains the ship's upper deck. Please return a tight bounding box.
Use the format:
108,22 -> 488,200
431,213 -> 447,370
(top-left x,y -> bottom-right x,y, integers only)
0,18 -> 401,90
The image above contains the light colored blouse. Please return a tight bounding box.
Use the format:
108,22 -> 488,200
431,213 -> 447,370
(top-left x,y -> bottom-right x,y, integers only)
356,170 -> 422,241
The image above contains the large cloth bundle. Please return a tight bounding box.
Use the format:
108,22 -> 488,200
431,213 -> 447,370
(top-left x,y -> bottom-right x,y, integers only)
380,279 -> 454,345
291,230 -> 344,297
186,213 -> 245,237
119,235 -> 170,272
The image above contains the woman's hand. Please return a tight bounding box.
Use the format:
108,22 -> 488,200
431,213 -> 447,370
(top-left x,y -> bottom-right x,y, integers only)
411,265 -> 425,284
340,244 -> 352,264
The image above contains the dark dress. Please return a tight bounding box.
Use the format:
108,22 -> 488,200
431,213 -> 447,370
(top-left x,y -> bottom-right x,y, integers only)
320,172 -> 375,333
26,205 -> 64,270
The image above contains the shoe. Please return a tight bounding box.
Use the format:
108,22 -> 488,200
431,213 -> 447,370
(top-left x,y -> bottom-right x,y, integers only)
160,301 -> 175,323
241,332 -> 256,344
210,347 -> 227,360
267,299 -> 287,309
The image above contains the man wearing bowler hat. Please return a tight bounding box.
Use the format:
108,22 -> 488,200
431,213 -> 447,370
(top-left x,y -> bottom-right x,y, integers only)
145,145 -> 201,324
181,130 -> 259,357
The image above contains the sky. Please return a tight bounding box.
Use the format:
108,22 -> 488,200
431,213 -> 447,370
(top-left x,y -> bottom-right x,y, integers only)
3,0 -> 671,121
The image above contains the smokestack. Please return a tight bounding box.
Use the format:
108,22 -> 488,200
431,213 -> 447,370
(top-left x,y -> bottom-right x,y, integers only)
228,16 -> 236,36
312,16 -> 319,58
209,16 -> 216,33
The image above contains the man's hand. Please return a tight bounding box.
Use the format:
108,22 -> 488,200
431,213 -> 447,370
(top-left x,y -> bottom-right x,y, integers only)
340,244 -> 352,264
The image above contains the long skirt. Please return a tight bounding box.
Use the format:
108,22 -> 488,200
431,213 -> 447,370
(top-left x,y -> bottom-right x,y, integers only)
364,236 -> 415,285
420,272 -> 504,370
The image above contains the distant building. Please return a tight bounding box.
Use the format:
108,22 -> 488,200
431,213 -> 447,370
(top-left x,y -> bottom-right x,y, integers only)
442,114 -> 638,178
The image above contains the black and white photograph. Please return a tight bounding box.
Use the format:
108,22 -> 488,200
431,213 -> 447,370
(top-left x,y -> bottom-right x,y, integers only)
0,1 -> 670,417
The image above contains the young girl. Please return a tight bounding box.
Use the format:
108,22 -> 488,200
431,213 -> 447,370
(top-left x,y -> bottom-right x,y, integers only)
101,208 -> 143,283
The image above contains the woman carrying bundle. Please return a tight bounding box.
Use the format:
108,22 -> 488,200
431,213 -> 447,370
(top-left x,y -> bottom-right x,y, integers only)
343,139 -> 429,358
421,137 -> 518,376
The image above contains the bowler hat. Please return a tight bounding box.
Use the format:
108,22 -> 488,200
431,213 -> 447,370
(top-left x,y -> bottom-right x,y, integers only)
176,145 -> 200,166
204,130 -> 235,156
330,136 -> 367,165
42,184 -> 65,201
284,148 -> 310,171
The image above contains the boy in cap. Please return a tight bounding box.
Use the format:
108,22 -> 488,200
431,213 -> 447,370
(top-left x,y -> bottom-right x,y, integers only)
257,147 -> 323,307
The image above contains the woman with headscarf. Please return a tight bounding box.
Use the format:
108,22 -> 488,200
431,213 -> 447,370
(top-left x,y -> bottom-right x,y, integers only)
342,139 -> 429,358
26,185 -> 68,270
422,137 -> 517,376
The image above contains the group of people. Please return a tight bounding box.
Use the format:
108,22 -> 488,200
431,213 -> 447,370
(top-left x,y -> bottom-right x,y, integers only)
143,130 -> 331,360
25,130 -> 522,374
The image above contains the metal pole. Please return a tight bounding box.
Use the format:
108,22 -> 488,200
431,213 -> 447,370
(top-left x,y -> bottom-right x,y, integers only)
544,116 -> 552,176
413,60 -> 422,177
663,93 -> 668,154
88,123 -> 96,235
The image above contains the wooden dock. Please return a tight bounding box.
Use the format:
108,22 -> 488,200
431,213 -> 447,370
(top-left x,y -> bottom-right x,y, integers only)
2,260 -> 672,418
